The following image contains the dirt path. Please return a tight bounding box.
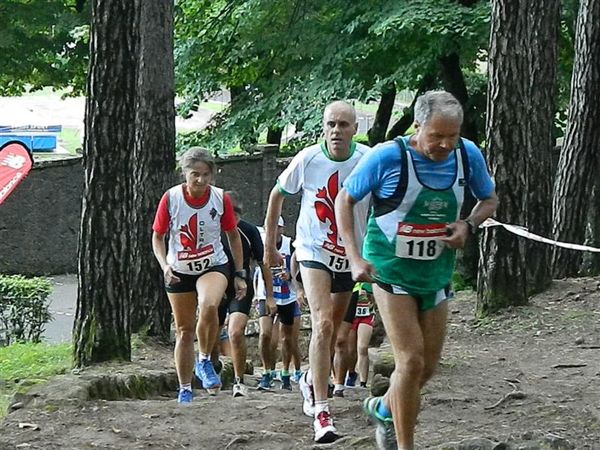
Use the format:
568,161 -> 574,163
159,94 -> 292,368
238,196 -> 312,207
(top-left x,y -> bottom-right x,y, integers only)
1,277 -> 600,449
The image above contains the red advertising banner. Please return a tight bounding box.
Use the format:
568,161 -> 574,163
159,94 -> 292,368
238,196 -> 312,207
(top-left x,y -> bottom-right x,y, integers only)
0,142 -> 33,205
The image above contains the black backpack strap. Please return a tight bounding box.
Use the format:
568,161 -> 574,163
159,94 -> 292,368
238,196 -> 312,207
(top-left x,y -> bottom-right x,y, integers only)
458,138 -> 470,184
372,137 -> 409,218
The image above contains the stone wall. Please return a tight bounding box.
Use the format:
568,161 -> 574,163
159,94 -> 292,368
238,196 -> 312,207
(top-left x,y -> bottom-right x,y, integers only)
0,156 -> 83,276
0,147 -> 301,276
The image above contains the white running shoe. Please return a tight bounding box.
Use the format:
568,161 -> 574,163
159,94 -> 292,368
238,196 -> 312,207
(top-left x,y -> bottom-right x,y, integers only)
313,410 -> 339,443
232,382 -> 248,398
299,371 -> 315,417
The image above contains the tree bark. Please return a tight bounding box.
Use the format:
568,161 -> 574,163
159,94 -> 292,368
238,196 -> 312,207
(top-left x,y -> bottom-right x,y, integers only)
524,0 -> 560,293
581,180 -> 600,275
477,0 -> 560,314
552,0 -> 600,278
74,0 -> 137,366
130,0 -> 176,340
367,83 -> 396,146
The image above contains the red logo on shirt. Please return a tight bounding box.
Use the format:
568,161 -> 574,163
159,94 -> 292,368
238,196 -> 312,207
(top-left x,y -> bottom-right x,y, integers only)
315,171 -> 341,247
179,214 -> 198,250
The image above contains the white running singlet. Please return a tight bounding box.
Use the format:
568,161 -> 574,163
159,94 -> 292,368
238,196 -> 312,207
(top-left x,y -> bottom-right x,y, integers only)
277,142 -> 370,272
165,185 -> 229,275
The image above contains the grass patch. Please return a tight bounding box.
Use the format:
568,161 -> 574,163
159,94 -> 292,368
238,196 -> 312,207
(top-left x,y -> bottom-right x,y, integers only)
0,342 -> 72,417
58,127 -> 82,154
198,101 -> 225,113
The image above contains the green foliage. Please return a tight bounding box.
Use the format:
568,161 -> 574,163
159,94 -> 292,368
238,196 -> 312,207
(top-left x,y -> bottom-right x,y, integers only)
354,133 -> 370,145
175,0 -> 491,153
0,342 -> 71,417
451,271 -> 473,292
0,275 -> 52,346
0,0 -> 89,96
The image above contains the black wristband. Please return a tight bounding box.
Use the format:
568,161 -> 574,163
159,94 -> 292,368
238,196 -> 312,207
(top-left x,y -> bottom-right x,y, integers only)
463,218 -> 477,235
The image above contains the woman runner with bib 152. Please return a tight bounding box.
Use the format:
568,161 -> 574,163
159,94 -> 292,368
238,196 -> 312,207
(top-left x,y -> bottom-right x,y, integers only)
152,147 -> 247,403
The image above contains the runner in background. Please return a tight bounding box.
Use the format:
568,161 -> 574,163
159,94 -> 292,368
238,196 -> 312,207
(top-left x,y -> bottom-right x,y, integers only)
256,217 -> 302,390
219,191 -> 274,398
345,283 -> 375,388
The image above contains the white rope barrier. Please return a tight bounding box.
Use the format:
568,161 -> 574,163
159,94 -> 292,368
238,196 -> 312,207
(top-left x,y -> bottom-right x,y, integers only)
480,218 -> 600,253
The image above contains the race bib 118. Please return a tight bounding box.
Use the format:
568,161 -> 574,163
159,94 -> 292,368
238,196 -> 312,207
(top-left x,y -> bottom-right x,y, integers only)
395,222 -> 447,260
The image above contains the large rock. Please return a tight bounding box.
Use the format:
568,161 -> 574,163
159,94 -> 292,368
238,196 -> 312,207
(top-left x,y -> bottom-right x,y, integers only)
216,357 -> 255,389
370,346 -> 395,378
370,373 -> 390,397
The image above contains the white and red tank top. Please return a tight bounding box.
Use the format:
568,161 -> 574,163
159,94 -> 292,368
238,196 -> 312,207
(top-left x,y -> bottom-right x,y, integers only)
160,185 -> 230,275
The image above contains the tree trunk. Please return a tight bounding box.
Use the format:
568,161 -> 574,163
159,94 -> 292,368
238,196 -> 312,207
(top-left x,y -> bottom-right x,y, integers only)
438,52 -> 479,143
74,0 -> 137,366
386,73 -> 436,139
267,127 -> 283,146
552,0 -> 600,278
477,0 -> 539,315
524,0 -> 560,294
367,83 -> 396,146
581,180 -> 600,275
129,0 -> 176,340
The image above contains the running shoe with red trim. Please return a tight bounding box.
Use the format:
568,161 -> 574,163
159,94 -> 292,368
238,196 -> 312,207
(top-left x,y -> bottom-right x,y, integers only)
313,410 -> 339,443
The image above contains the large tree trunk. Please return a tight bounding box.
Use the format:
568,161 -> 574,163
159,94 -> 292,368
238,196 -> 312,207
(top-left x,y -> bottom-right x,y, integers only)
477,0 -> 555,315
524,0 -> 560,293
74,0 -> 137,366
552,0 -> 600,278
367,83 -> 396,146
129,0 -> 176,340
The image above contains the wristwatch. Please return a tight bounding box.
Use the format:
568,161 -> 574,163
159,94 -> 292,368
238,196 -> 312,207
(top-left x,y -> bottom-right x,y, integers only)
463,218 -> 477,235
234,270 -> 247,279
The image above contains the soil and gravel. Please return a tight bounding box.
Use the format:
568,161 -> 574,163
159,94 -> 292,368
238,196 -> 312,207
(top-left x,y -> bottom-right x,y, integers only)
1,276 -> 599,450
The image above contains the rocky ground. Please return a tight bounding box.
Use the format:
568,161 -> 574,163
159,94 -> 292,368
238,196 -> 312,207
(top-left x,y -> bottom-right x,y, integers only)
1,277 -> 599,449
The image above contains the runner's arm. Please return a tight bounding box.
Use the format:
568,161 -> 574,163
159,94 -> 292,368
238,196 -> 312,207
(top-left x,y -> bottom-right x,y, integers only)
335,188 -> 375,282
224,228 -> 247,299
264,186 -> 285,268
152,231 -> 180,285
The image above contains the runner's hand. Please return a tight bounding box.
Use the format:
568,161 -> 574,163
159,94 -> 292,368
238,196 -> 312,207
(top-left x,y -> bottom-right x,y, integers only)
234,276 -> 247,300
163,265 -> 181,285
441,221 -> 469,249
266,296 -> 277,315
264,246 -> 284,269
349,257 -> 375,283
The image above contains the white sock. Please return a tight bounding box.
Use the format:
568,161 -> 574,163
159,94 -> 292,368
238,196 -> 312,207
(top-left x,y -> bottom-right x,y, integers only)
306,368 -> 313,385
334,384 -> 344,392
179,383 -> 192,392
198,352 -> 209,361
314,400 -> 329,416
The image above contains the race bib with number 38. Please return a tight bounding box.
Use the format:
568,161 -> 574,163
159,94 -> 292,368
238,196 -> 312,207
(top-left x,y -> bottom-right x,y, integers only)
395,222 -> 447,261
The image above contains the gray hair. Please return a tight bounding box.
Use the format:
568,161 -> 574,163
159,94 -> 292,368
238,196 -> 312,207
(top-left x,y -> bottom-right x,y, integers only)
414,91 -> 463,126
179,146 -> 215,174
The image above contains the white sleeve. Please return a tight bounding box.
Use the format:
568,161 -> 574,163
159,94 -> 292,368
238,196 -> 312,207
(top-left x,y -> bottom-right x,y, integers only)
277,152 -> 304,195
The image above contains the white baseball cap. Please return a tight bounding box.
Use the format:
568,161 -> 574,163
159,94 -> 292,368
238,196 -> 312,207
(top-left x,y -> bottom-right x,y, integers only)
278,216 -> 285,227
